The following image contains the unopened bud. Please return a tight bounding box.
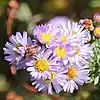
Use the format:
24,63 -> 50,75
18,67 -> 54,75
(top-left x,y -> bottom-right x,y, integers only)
8,0 -> 19,9
6,91 -> 17,100
94,13 -> 100,23
14,95 -> 24,100
79,19 -> 94,31
94,27 -> 100,38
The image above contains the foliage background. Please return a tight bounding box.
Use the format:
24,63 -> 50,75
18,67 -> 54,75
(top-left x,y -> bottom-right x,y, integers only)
0,0 -> 100,100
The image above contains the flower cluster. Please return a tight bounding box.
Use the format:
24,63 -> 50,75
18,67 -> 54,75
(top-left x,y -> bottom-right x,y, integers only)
3,19 -> 93,94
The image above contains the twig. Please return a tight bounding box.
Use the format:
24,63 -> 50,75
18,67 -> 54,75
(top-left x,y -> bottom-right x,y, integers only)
7,0 -> 19,75
7,0 -> 19,38
6,0 -> 37,93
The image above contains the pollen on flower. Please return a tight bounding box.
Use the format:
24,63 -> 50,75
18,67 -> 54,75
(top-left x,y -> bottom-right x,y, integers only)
35,59 -> 49,72
13,44 -> 22,55
67,67 -> 77,79
15,44 -> 22,48
44,72 -> 56,83
74,46 -> 80,56
41,33 -> 53,43
60,35 -> 67,43
54,47 -> 67,58
71,30 -> 77,35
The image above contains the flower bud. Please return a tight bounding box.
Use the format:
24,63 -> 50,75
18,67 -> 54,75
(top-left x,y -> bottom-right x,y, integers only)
94,27 -> 100,38
8,0 -> 19,9
10,64 -> 17,75
94,13 -> 100,23
14,95 -> 23,100
79,19 -> 94,31
6,91 -> 17,100
83,19 -> 94,31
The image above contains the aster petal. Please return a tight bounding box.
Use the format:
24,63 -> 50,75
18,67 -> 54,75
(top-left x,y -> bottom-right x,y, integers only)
48,83 -> 53,94
23,31 -> 27,44
27,67 -> 35,72
52,80 -> 62,93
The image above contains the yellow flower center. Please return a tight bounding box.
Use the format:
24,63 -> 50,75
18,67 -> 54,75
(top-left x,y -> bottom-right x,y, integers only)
60,35 -> 67,43
35,59 -> 49,72
67,67 -> 77,79
95,27 -> 100,35
54,47 -> 67,58
41,33 -> 53,44
44,72 -> 56,83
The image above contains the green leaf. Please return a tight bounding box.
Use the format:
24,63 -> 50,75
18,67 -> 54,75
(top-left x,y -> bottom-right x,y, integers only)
89,0 -> 100,7
94,76 -> 99,85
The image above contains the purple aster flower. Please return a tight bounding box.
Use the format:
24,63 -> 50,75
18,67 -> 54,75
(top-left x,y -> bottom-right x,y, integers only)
68,43 -> 93,67
3,31 -> 40,67
50,23 -> 79,47
26,49 -> 61,80
49,20 -> 91,50
15,41 -> 42,70
3,32 -> 30,64
51,44 -> 75,65
65,20 -> 91,44
63,63 -> 90,93
48,16 -> 70,27
31,70 -> 67,94
32,23 -> 60,47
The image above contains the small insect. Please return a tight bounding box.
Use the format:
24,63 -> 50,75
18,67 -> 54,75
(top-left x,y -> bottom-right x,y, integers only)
26,44 -> 38,57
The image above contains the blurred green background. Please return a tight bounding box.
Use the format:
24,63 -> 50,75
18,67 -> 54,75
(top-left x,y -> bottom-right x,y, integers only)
0,0 -> 100,100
